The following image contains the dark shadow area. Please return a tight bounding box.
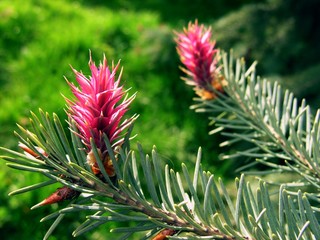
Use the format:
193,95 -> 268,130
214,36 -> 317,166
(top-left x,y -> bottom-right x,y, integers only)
77,0 -> 265,24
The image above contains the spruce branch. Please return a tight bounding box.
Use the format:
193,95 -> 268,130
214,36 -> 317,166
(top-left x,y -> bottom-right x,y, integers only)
1,110 -> 320,239
191,51 -> 320,190
174,20 -> 320,191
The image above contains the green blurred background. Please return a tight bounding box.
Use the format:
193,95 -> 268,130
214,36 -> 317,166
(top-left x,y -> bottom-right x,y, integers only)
0,0 -> 319,239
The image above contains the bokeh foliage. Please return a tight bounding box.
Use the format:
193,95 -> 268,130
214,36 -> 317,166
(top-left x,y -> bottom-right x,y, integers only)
0,0 -> 319,239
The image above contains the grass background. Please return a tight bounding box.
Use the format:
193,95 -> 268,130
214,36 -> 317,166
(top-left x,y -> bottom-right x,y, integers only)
0,0 -> 319,239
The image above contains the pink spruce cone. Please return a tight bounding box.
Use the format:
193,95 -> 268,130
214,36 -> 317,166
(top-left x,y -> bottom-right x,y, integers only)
66,55 -> 136,176
175,20 -> 225,100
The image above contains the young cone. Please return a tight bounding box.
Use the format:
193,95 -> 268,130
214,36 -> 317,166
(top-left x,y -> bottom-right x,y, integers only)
65,54 -> 136,177
175,20 -> 225,100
